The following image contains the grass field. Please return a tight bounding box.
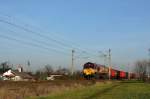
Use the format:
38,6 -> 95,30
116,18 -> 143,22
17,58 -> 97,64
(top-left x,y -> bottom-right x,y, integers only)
31,81 -> 150,99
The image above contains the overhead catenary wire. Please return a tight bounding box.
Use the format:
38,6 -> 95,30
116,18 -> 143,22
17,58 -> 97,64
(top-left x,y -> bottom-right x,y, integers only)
0,25 -> 92,60
0,26 -> 73,52
0,13 -> 106,60
0,18 -> 98,58
0,33 -> 70,56
0,19 -> 71,47
0,19 -> 84,53
0,13 -> 100,56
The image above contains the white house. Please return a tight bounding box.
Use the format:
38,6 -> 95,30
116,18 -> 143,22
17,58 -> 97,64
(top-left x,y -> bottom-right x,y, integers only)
2,69 -> 34,81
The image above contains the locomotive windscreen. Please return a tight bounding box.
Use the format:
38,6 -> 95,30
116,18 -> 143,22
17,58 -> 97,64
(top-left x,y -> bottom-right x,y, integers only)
83,62 -> 95,69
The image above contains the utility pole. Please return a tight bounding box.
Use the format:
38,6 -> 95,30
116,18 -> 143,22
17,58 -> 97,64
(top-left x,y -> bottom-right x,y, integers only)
128,63 -> 130,80
108,49 -> 111,80
104,54 -> 107,66
71,49 -> 75,75
27,60 -> 31,72
148,49 -> 150,78
148,48 -> 150,62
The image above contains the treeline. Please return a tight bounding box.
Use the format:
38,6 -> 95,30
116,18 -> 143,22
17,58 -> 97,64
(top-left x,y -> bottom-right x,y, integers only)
134,60 -> 150,81
34,64 -> 82,80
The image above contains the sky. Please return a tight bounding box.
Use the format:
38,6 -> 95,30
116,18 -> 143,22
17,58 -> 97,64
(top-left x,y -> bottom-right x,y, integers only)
0,0 -> 149,71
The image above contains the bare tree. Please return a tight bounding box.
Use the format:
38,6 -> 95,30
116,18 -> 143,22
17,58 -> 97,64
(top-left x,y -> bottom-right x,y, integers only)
55,66 -> 69,75
147,61 -> 150,78
0,61 -> 11,73
134,60 -> 148,81
44,64 -> 53,76
35,70 -> 47,80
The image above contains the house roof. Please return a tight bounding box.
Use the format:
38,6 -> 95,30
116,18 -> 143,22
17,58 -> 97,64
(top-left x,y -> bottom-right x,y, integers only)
13,71 -> 33,79
3,70 -> 33,79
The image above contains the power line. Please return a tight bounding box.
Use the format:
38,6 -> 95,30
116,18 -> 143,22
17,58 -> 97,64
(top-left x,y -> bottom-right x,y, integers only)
0,27 -> 72,52
0,18 -> 98,58
0,13 -> 99,56
0,26 -> 94,61
0,19 -> 75,49
0,33 -> 70,56
0,14 -> 104,61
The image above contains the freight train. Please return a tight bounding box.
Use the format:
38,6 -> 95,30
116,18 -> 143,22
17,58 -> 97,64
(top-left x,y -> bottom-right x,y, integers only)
82,62 -> 136,80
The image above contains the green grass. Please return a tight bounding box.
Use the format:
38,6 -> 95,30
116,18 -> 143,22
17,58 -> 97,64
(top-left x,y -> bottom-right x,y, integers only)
29,81 -> 150,99
98,82 -> 150,99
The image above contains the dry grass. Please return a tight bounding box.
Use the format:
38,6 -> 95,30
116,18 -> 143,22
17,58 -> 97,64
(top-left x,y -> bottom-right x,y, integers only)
0,80 -> 95,99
